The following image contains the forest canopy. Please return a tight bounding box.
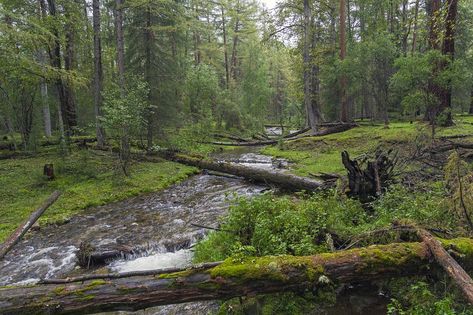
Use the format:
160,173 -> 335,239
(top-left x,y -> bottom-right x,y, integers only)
1,0 -> 472,151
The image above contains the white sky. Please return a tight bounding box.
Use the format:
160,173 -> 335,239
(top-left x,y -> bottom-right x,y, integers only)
261,0 -> 278,9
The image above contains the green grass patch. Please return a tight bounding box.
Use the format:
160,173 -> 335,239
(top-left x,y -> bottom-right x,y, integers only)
0,150 -> 198,242
262,118 -> 473,177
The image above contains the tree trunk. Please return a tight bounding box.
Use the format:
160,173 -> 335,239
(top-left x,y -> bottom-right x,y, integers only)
0,191 -> 61,260
303,0 -> 319,134
114,0 -> 129,175
144,4 -> 154,150
469,89 -> 473,115
417,229 -> 473,304
310,17 -> 323,128
114,0 -> 125,92
64,7 -> 78,130
2,238 -> 473,314
230,3 -> 240,80
438,0 -> 458,125
154,152 -> 326,192
411,0 -> 420,55
341,150 -> 396,203
93,0 -> 106,147
38,0 -> 52,138
46,0 -> 69,142
221,4 -> 229,89
339,0 -> 349,122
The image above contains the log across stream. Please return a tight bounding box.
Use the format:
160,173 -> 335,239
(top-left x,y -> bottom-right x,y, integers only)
2,238 -> 473,314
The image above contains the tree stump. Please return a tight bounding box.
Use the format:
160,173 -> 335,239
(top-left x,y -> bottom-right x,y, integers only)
341,150 -> 396,204
43,164 -> 55,180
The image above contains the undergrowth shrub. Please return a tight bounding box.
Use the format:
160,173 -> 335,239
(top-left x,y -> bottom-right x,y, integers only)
194,185 -> 451,263
194,184 -> 464,313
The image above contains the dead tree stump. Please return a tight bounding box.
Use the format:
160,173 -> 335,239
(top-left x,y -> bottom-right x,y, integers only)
341,150 -> 396,204
43,164 -> 55,180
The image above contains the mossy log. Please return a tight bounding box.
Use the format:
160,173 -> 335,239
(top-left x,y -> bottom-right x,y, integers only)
155,153 -> 327,192
2,238 -> 473,314
417,229 -> 473,304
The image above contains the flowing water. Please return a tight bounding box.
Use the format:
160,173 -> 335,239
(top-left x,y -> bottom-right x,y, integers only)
0,150 -> 389,314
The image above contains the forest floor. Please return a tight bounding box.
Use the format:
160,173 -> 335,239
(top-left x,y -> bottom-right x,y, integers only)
262,115 -> 473,176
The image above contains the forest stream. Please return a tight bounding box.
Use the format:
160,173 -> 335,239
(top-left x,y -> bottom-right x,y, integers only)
0,149 -> 389,314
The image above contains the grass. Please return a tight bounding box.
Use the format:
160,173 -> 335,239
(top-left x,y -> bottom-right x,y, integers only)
0,150 -> 198,242
261,116 -> 473,177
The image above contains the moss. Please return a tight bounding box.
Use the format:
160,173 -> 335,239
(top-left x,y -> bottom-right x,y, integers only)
51,279 -> 108,300
439,237 -> 473,256
209,255 -> 324,284
157,270 -> 195,279
53,286 -> 67,295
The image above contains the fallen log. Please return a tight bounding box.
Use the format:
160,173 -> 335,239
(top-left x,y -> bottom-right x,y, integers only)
417,228 -> 473,304
208,124 -> 357,146
430,142 -> 473,153
155,153 -> 326,192
0,191 -> 61,260
283,127 -> 311,139
2,238 -> 473,314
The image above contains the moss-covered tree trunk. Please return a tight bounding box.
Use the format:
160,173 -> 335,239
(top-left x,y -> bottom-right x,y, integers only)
2,238 -> 473,314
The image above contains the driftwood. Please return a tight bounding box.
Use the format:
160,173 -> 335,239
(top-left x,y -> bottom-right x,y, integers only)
0,191 -> 61,259
154,153 -> 327,192
209,124 -> 357,146
416,228 -> 473,304
341,150 -> 396,203
2,238 -> 473,314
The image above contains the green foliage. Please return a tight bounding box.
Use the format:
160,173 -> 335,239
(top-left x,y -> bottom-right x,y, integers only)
102,76 -> 149,135
184,64 -> 220,122
390,51 -> 452,117
387,279 -> 473,315
194,183 -> 454,264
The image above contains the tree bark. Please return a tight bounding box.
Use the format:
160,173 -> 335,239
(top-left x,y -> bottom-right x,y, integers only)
38,0 -> 52,138
64,5 -> 78,130
303,0 -> 320,133
2,238 -> 473,314
439,0 -> 458,123
339,0 -> 349,122
153,153 -> 326,192
469,89 -> 473,115
417,229 -> 473,304
144,4 -> 154,150
230,1 -> 240,80
93,0 -> 106,147
221,4 -> 230,89
0,191 -> 61,260
46,0 -> 69,142
341,150 -> 396,203
113,0 -> 129,174
411,0 -> 420,55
